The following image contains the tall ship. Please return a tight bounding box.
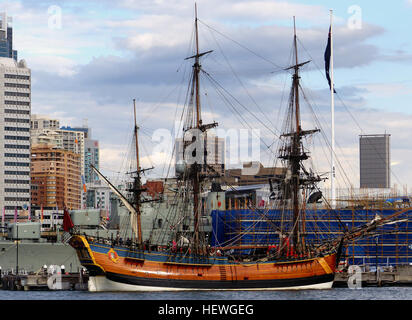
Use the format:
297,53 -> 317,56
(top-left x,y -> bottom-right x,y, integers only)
69,8 -> 411,291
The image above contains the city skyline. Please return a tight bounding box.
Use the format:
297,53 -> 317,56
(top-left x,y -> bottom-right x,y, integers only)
2,1 -> 412,190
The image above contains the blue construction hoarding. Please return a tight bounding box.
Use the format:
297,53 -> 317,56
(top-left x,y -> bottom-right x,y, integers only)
210,209 -> 411,266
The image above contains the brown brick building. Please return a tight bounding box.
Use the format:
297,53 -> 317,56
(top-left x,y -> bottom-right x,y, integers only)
142,180 -> 164,200
224,162 -> 286,186
31,144 -> 81,210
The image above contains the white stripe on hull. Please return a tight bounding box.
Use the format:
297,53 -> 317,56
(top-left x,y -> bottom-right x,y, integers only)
88,276 -> 334,292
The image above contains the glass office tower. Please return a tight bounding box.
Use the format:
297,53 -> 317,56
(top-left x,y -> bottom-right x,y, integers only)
0,13 -> 17,61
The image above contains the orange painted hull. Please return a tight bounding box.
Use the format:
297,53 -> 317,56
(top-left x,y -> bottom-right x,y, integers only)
70,235 -> 339,290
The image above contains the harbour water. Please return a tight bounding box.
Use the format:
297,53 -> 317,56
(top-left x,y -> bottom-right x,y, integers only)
0,287 -> 410,300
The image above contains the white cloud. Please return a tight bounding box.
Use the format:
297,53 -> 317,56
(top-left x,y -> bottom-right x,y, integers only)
0,0 -> 23,12
216,1 -> 327,22
100,147 -> 128,170
29,56 -> 78,77
9,5 -> 118,74
8,0 -> 412,189
357,83 -> 411,98
118,0 -> 328,23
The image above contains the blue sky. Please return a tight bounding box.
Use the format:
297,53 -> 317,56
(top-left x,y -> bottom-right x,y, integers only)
3,0 -> 412,189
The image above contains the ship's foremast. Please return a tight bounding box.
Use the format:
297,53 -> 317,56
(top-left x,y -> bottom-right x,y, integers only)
132,98 -> 143,246
127,99 -> 157,248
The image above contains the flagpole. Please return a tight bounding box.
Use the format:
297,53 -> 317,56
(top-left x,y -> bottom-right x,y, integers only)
330,9 -> 336,209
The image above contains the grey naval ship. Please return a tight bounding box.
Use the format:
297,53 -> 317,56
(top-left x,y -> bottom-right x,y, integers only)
0,196 -> 180,275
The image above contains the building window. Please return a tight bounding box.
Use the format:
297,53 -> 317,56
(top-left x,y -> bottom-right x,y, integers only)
4,118 -> 30,124
4,197 -> 30,202
5,127 -> 30,132
5,153 -> 30,158
5,92 -> 30,97
5,136 -> 30,141
5,179 -> 30,184
5,144 -> 30,149
5,206 -> 23,210
4,83 -> 30,89
5,188 -> 30,193
4,162 -> 30,167
5,109 -> 30,115
4,101 -> 30,106
4,74 -> 30,80
4,171 -> 30,175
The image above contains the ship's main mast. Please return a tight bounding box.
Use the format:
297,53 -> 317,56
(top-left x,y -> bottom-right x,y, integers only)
291,17 -> 302,252
280,17 -> 319,255
192,3 -> 202,254
183,4 -> 217,254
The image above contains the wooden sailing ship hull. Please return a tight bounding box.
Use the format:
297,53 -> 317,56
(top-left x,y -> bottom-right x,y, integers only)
69,235 -> 339,291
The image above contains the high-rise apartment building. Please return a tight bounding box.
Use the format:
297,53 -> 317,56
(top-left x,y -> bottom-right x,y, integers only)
175,133 -> 225,176
60,125 -> 99,183
31,120 -> 101,209
84,138 -> 99,183
360,134 -> 391,188
0,13 -> 17,61
0,57 -> 31,217
84,181 -> 111,211
31,144 -> 81,210
31,114 -> 60,131
59,128 -> 85,176
31,120 -> 85,179
205,135 -> 225,176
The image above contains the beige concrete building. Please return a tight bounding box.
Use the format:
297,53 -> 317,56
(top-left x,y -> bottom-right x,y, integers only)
0,57 -> 31,217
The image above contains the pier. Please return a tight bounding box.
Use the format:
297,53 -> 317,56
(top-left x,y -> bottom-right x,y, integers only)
333,265 -> 412,287
0,269 -> 89,291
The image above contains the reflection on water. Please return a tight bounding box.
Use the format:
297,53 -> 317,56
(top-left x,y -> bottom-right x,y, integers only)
0,287 -> 411,300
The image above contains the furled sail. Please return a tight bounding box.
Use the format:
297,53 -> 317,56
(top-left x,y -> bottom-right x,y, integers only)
90,164 -> 139,240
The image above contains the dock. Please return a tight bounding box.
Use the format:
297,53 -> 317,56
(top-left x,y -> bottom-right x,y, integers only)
0,271 -> 89,291
333,265 -> 412,287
